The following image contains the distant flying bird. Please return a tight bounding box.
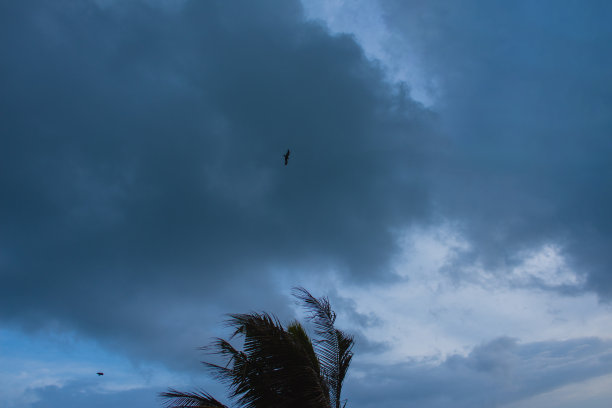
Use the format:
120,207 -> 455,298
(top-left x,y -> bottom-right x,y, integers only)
96,372 -> 104,376
283,149 -> 290,166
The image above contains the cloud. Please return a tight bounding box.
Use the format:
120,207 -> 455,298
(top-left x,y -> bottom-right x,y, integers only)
376,0 -> 612,298
2,1 -> 612,406
0,0 -> 433,368
346,337 -> 612,408
29,379 -> 160,408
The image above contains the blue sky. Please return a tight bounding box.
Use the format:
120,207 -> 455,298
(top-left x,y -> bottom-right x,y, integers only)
1,0 -> 612,407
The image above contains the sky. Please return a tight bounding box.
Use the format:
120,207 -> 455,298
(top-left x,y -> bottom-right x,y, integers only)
1,0 -> 612,407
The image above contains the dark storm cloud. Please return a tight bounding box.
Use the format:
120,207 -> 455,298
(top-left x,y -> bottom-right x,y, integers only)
347,337 -> 612,408
380,0 -> 612,297
0,0 -> 432,365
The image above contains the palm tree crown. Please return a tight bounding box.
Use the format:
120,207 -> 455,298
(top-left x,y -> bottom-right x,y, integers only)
161,287 -> 354,408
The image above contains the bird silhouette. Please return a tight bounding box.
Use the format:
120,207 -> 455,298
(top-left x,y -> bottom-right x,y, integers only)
283,149 -> 290,165
96,372 -> 104,376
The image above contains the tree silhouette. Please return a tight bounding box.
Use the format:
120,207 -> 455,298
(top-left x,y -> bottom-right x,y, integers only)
161,287 -> 354,408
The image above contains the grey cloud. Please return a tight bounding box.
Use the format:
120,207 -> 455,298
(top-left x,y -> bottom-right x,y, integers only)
29,380 -> 160,408
381,0 -> 612,298
0,0 -> 432,367
346,336 -> 612,408
326,289 -> 390,354
4,3 -> 612,407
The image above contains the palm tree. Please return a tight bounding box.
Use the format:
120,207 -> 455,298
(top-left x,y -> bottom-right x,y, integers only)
161,287 -> 354,408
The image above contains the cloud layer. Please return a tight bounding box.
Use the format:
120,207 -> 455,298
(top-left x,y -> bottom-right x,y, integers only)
379,0 -> 612,296
348,337 -> 612,408
0,0 -> 433,367
2,0 -> 612,407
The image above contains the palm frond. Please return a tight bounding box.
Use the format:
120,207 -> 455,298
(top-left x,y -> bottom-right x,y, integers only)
287,321 -> 320,374
336,328 -> 354,398
293,287 -> 354,408
204,311 -> 330,408
160,389 -> 228,408
163,288 -> 351,408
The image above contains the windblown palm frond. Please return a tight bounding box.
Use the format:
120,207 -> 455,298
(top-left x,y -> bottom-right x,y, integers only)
161,288 -> 353,408
160,389 -> 228,408
336,328 -> 354,404
205,312 -> 330,408
293,287 -> 354,408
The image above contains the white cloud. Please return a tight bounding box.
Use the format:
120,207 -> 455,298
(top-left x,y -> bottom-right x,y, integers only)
310,225 -> 612,364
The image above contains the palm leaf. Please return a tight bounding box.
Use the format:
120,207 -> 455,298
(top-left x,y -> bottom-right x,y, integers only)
206,312 -> 330,408
162,288 -> 351,408
160,389 -> 228,408
293,287 -> 354,408
336,328 -> 354,400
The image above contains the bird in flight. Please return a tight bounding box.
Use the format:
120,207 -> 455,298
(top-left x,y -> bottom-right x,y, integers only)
283,149 -> 290,166
96,372 -> 104,376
